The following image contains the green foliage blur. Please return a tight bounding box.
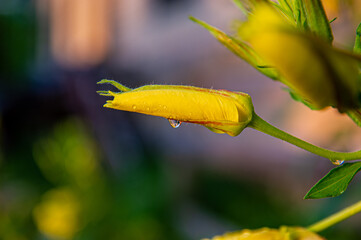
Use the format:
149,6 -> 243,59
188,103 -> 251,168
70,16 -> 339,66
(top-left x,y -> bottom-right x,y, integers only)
2,114 -> 360,239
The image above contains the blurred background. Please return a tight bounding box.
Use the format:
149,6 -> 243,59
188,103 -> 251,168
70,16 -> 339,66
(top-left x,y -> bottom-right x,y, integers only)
1,0 -> 361,239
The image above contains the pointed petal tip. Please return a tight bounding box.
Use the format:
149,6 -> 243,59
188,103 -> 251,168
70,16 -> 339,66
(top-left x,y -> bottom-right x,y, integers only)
96,90 -> 112,96
97,79 -> 110,84
188,16 -> 202,24
96,79 -> 132,92
103,102 -> 113,108
188,16 -> 215,32
108,91 -> 116,97
188,15 -> 196,21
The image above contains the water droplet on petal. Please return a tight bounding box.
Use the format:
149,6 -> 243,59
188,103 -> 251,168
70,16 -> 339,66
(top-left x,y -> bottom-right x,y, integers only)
132,105 -> 137,110
331,159 -> 345,166
168,119 -> 182,128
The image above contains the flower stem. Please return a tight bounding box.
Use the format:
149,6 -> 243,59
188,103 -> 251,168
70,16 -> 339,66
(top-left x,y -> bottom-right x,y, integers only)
248,113 -> 361,161
307,200 -> 361,232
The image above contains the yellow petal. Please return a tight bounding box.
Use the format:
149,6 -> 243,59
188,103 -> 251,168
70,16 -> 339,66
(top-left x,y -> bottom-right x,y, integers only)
98,82 -> 254,136
204,227 -> 324,240
238,4 -> 360,111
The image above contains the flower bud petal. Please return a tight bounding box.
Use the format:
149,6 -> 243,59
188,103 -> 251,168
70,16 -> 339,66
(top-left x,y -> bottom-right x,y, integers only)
238,4 -> 360,111
98,81 -> 254,136
204,227 -> 324,240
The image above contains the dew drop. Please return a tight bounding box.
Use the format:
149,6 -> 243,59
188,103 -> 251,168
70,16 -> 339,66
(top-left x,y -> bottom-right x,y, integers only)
331,159 -> 345,166
168,119 -> 182,129
146,107 -> 150,111
132,105 -> 137,110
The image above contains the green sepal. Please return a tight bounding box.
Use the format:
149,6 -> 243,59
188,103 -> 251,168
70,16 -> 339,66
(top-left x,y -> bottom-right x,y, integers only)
269,1 -> 294,21
278,0 -> 293,14
97,79 -> 132,92
354,23 -> 361,54
329,17 -> 337,24
304,161 -> 361,199
293,0 -> 308,29
232,0 -> 272,15
347,108 -> 361,127
285,88 -> 320,110
189,16 -> 279,80
232,0 -> 252,15
96,90 -> 112,96
301,0 -> 334,43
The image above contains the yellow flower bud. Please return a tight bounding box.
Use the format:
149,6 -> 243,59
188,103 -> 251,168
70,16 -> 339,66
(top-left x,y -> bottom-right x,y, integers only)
238,4 -> 360,111
97,80 -> 254,136
204,227 -> 325,240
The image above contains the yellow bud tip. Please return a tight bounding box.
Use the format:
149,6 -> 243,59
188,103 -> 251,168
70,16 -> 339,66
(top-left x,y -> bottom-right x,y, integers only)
97,79 -> 132,92
204,227 -> 324,240
97,82 -> 254,136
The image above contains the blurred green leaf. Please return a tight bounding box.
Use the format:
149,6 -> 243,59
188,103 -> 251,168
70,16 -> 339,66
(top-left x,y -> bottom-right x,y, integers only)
304,162 -> 361,199
193,170 -> 302,228
0,9 -> 36,83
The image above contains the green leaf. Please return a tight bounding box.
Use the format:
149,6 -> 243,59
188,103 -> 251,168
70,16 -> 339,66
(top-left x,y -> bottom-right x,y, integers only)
304,161 -> 361,199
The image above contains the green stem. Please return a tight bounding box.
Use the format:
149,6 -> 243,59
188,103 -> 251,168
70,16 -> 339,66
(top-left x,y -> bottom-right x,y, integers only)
307,200 -> 361,232
248,113 -> 361,161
